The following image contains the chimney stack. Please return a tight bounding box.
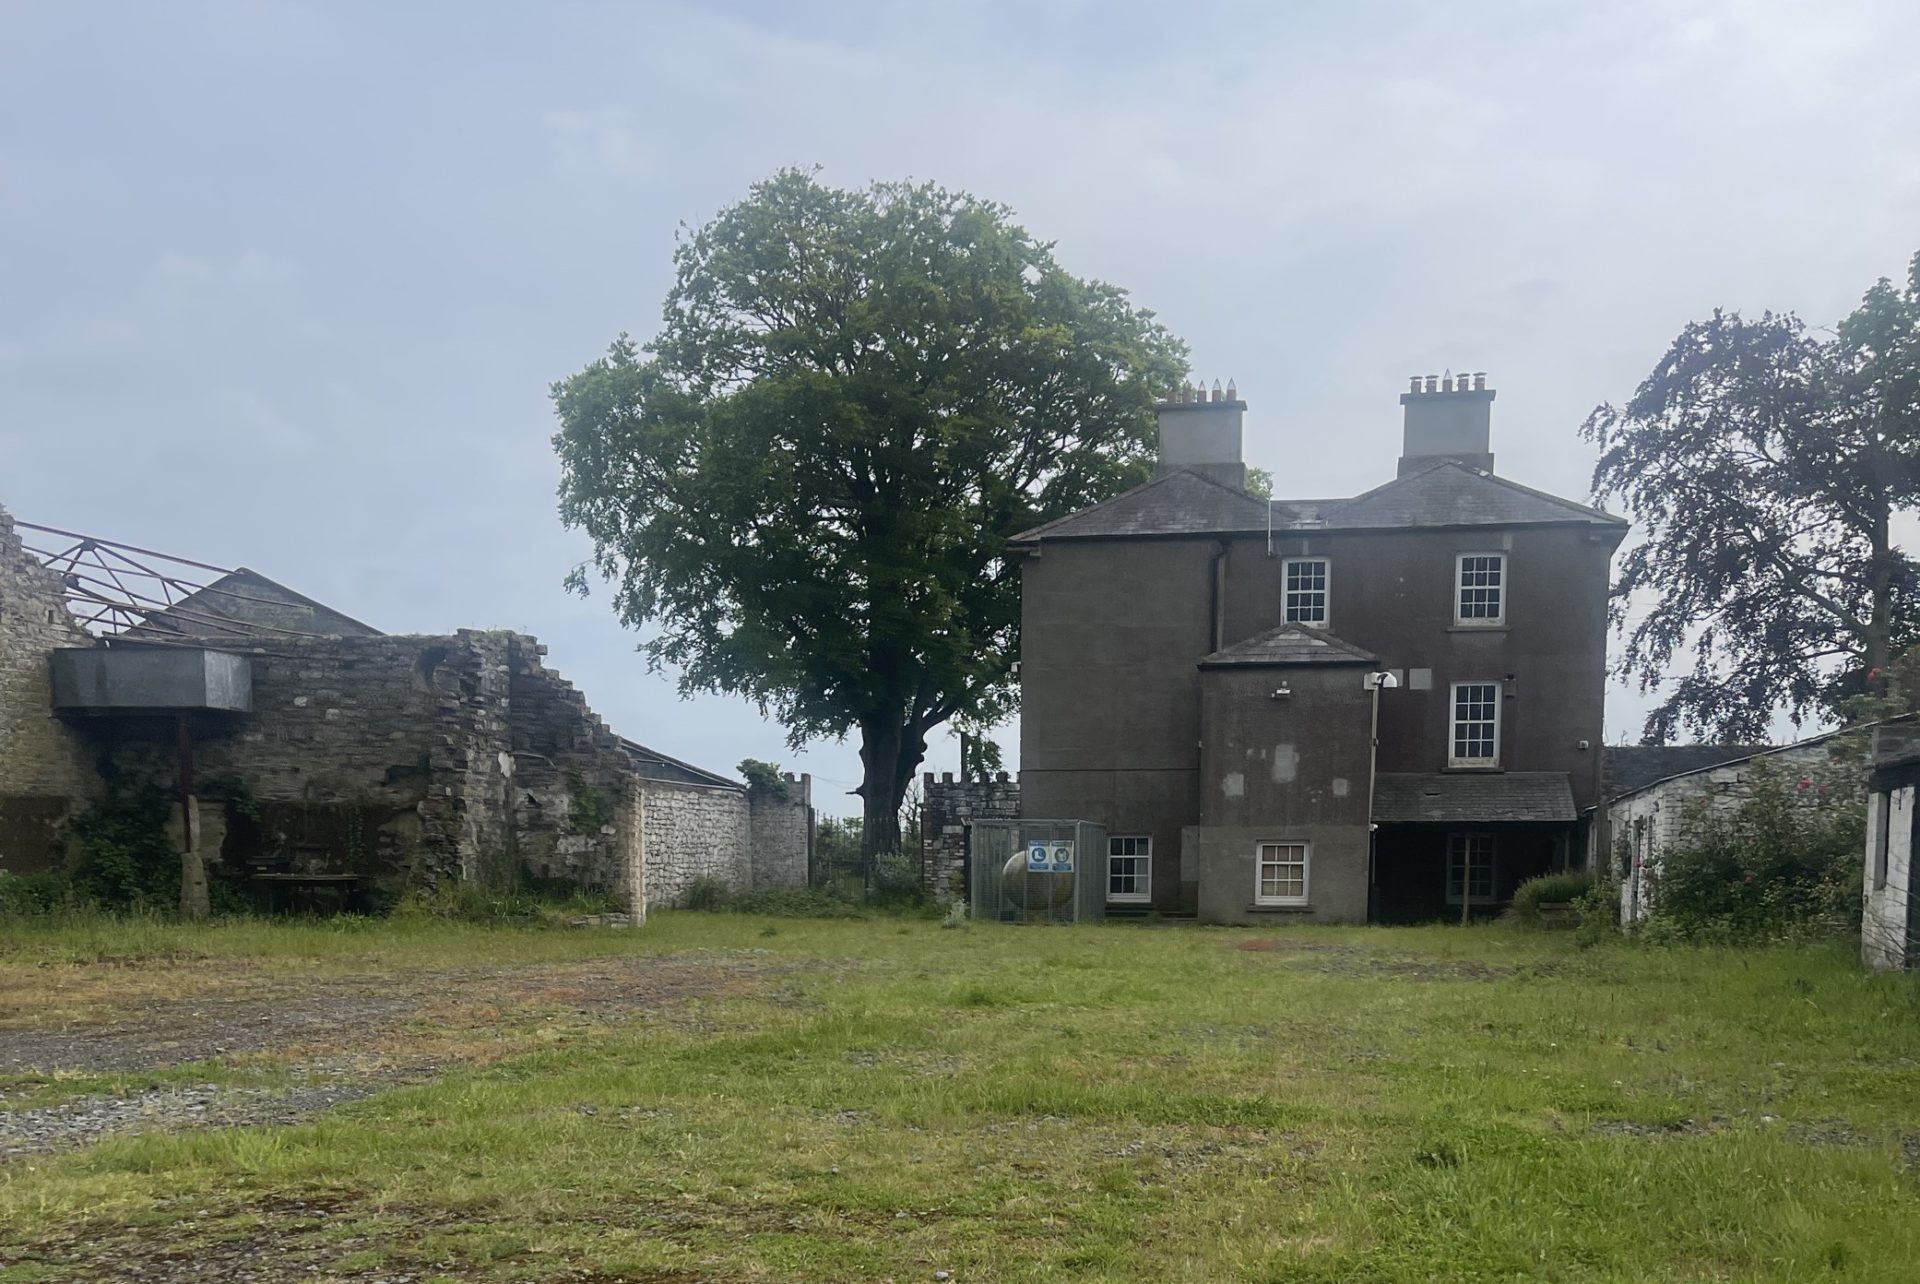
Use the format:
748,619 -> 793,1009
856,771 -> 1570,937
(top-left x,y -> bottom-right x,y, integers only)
1156,381 -> 1248,490
1398,372 -> 1495,477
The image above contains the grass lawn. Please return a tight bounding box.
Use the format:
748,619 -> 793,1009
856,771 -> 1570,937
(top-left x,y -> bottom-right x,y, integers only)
1,913 -> 1918,1282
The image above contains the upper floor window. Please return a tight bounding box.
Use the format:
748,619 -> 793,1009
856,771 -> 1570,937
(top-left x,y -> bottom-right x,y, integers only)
1283,558 -> 1330,627
1456,553 -> 1505,625
1255,841 -> 1310,906
1108,835 -> 1151,904
1450,682 -> 1499,766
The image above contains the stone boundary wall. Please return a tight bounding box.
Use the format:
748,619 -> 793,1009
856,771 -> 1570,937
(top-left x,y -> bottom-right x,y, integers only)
921,772 -> 1019,898
1605,725 -> 1878,925
748,773 -> 812,891
640,778 -> 751,907
0,509 -> 101,872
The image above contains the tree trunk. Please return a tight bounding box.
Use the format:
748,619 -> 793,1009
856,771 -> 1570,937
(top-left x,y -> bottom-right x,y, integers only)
1865,496 -> 1895,693
854,707 -> 931,882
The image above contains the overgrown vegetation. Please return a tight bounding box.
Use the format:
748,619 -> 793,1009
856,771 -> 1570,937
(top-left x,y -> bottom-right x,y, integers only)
1509,869 -> 1595,925
564,767 -> 614,835
681,875 -> 896,919
1,916 -> 1917,1281
1641,767 -> 1864,943
737,757 -> 791,800
392,880 -> 622,925
64,788 -> 178,912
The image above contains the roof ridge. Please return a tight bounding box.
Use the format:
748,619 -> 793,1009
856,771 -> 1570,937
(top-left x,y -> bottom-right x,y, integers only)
1009,468 -> 1267,545
1007,472 -> 1178,543
1320,459 -> 1626,527
1200,620 -> 1379,666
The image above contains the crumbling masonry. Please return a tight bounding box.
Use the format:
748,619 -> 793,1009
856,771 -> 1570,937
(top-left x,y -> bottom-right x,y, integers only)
0,510 -> 810,909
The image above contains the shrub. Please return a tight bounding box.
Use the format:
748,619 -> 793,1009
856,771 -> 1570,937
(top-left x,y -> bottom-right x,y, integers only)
0,870 -> 73,917
725,887 -> 865,918
1510,870 -> 1595,925
1643,765 -> 1862,942
683,876 -> 731,912
868,849 -> 929,909
67,790 -> 178,912
393,881 -> 542,923
1573,876 -> 1621,947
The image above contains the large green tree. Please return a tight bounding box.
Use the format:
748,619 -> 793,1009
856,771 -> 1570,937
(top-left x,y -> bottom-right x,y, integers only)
1584,252 -> 1920,743
553,169 -> 1186,856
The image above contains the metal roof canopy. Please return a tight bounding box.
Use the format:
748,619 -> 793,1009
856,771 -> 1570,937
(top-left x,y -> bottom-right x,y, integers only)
51,644 -> 252,715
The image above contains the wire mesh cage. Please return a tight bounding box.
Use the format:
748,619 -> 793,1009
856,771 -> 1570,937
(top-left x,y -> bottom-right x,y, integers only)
969,819 -> 1108,924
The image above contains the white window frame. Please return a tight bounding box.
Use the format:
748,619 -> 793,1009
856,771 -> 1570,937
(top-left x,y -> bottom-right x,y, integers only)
1254,841 -> 1310,906
1446,832 -> 1498,905
1281,557 -> 1331,628
1455,552 -> 1506,626
1449,681 -> 1500,767
1107,835 -> 1152,904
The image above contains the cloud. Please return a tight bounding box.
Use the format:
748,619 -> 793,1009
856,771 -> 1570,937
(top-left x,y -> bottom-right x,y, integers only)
543,108 -> 654,179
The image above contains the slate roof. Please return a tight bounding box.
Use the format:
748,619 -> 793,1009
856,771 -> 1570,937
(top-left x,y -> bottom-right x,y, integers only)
1198,623 -> 1378,668
1010,460 -> 1625,545
1009,470 -> 1269,544
134,568 -> 382,640
1305,461 -> 1626,532
621,738 -> 745,790
1601,744 -> 1775,800
1373,772 -> 1577,824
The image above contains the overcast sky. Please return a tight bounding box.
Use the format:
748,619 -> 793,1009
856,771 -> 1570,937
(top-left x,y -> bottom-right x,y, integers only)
3,1 -> 1916,813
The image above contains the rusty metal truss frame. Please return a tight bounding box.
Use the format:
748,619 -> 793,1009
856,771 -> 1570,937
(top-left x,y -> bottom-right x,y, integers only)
16,521 -> 331,643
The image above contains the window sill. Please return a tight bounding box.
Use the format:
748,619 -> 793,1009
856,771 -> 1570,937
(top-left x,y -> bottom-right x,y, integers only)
1444,764 -> 1505,773
1447,624 -> 1510,633
1247,903 -> 1315,914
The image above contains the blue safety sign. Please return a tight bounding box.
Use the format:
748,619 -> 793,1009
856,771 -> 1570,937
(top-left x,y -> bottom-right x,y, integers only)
1027,840 -> 1074,873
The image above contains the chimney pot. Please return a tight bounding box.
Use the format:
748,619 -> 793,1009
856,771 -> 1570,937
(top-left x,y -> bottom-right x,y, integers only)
1442,374 -> 1454,393
1211,379 -> 1222,402
1424,375 -> 1439,393
1473,371 -> 1486,390
1408,376 -> 1422,394
1225,379 -> 1237,401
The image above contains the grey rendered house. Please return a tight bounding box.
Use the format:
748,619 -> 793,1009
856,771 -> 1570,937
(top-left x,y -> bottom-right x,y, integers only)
1010,376 -> 1626,924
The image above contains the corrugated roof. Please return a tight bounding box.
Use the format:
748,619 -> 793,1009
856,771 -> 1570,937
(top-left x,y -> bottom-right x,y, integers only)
1306,462 -> 1626,532
1009,470 -> 1269,543
1199,623 -> 1378,668
1373,772 -> 1577,824
1011,461 -> 1624,545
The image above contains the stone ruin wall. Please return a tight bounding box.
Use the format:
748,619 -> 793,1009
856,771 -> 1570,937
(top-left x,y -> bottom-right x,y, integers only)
920,772 -> 1020,898
0,510 -> 106,872
504,636 -> 646,905
0,508 -> 809,908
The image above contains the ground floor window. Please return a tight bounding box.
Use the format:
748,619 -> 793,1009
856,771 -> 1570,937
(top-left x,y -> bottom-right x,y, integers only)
1108,835 -> 1151,903
1256,841 -> 1309,905
1446,832 -> 1497,905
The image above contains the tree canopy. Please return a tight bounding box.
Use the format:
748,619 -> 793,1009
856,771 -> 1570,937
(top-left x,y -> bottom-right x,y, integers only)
553,169 -> 1186,854
1584,251 -> 1920,743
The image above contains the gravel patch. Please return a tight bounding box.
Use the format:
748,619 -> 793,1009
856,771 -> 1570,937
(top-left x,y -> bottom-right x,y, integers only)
1,1062 -> 439,1161
0,952 -> 794,1164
